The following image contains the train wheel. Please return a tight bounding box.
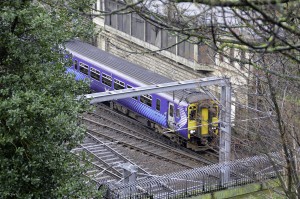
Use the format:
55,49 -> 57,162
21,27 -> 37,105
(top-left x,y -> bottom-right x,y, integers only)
147,120 -> 151,127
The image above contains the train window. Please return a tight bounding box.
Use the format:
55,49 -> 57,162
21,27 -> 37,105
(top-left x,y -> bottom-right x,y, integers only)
156,99 -> 160,111
74,60 -> 78,70
102,73 -> 112,87
114,79 -> 125,90
79,62 -> 89,75
189,110 -> 196,120
169,105 -> 174,116
141,94 -> 152,107
211,106 -> 218,117
91,67 -> 100,80
127,85 -> 138,100
176,108 -> 180,118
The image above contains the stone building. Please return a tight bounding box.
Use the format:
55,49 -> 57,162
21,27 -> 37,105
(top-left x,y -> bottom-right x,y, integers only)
91,0 -> 252,107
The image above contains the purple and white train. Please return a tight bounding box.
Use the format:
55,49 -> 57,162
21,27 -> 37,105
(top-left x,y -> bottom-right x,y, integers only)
65,40 -> 219,151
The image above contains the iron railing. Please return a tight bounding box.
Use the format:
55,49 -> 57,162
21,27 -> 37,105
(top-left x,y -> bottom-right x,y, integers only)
100,152 -> 285,199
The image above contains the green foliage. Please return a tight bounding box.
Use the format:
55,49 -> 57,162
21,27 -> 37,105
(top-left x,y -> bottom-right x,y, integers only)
0,0 -> 100,198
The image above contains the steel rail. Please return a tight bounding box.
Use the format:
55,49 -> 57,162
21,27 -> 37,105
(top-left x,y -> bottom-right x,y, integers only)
86,128 -> 194,169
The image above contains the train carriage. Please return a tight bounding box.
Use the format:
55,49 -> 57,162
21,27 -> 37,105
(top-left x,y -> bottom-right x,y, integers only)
65,40 -> 219,151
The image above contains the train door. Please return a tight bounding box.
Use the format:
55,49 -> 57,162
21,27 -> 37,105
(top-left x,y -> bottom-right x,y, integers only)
168,102 -> 175,129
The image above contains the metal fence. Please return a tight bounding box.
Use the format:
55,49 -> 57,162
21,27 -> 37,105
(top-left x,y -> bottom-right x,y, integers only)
99,152 -> 285,199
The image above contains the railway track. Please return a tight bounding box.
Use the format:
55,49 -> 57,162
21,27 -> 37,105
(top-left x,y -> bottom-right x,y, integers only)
82,114 -> 214,166
86,128 -> 194,169
78,104 -> 217,176
72,132 -> 150,184
94,103 -> 218,163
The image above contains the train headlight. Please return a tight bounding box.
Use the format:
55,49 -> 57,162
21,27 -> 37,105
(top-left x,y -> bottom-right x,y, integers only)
190,130 -> 195,134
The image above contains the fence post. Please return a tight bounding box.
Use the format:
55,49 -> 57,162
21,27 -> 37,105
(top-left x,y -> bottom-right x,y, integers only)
120,162 -> 138,196
219,82 -> 232,187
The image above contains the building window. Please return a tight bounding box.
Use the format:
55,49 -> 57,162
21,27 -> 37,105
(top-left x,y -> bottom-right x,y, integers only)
156,99 -> 161,111
219,53 -> 224,62
74,60 -> 78,70
131,13 -> 145,41
79,62 -> 89,75
93,0 -> 104,11
117,5 -> 123,31
102,73 -> 112,87
162,30 -> 176,54
99,0 -> 104,11
146,22 -> 161,47
178,39 -> 194,61
229,48 -> 235,64
140,94 -> 152,107
198,44 -> 213,65
123,13 -> 131,34
105,1 -> 117,28
93,2 -> 97,11
127,85 -> 138,100
240,50 -> 246,69
116,4 -> 130,33
114,78 -> 125,90
91,67 -> 100,80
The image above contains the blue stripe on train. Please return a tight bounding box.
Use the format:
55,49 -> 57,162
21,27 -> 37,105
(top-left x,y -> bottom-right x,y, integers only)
117,98 -> 168,128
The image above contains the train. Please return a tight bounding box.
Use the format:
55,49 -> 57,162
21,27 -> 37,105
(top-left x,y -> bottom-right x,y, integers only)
65,40 -> 219,151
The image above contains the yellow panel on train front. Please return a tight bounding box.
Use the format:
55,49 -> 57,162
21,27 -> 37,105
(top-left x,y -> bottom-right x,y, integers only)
212,116 -> 218,135
201,107 -> 209,135
188,103 -> 197,130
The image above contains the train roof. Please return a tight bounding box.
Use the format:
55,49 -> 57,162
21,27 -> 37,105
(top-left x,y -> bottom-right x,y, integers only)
65,40 -> 209,103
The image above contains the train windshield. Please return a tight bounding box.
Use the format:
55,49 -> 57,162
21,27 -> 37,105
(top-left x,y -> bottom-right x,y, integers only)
189,110 -> 196,120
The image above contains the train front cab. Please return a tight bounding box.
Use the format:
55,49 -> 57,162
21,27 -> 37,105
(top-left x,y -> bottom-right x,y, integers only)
187,100 -> 219,151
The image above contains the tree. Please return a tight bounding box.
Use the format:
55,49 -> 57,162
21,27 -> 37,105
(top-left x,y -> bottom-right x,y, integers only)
0,0 -> 100,198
